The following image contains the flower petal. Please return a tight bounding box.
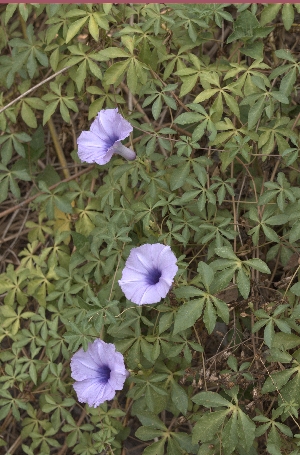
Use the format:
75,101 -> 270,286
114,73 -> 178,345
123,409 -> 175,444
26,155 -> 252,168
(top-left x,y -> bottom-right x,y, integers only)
119,243 -> 178,305
97,108 -> 133,142
119,280 -> 164,305
70,339 -> 128,407
155,280 -> 172,298
77,131 -> 114,165
125,244 -> 156,274
77,108 -> 134,165
73,378 -> 115,408
119,267 -> 149,282
90,113 -> 115,143
109,371 -> 128,391
70,347 -> 101,381
92,340 -> 120,368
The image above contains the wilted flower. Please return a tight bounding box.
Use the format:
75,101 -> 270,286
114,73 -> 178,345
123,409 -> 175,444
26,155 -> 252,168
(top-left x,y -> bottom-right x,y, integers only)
118,243 -> 178,305
70,339 -> 128,408
77,108 -> 135,165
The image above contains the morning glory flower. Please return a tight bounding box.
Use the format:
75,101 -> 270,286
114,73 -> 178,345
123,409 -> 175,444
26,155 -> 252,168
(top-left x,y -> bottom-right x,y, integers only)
118,243 -> 178,305
77,108 -> 136,165
70,339 -> 128,408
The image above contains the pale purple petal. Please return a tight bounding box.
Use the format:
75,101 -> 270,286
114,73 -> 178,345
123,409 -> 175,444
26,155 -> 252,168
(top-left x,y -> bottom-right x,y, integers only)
123,244 -> 156,274
70,347 -> 102,381
73,378 -> 115,407
95,108 -> 133,142
77,108 -> 135,165
77,131 -> 114,165
118,243 -> 178,305
119,281 -> 157,305
70,339 -> 128,408
155,279 -> 173,297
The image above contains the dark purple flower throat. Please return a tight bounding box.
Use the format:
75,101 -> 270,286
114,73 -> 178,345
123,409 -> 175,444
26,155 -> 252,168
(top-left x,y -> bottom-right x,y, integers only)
146,268 -> 162,285
98,365 -> 111,383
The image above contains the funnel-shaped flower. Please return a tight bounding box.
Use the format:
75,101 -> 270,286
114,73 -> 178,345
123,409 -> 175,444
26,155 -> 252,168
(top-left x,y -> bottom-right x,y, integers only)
77,108 -> 135,165
70,339 -> 128,408
118,243 -> 178,305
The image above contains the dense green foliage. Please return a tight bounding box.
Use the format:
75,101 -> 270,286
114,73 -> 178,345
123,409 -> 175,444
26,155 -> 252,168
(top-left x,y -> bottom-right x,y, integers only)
1,3 -> 300,454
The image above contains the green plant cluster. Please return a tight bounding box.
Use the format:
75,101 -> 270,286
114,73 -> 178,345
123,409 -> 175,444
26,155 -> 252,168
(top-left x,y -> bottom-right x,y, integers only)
1,3 -> 300,455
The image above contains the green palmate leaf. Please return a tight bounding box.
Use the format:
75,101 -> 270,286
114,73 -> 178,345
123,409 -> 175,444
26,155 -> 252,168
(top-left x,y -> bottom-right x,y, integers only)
223,92 -> 240,118
175,112 -> 203,125
192,410 -> 229,444
21,102 -> 37,128
171,433 -> 197,454
97,47 -> 130,59
103,60 -> 130,86
173,298 -> 204,334
203,299 -> 217,334
60,101 -> 70,123
171,381 -> 188,415
136,412 -> 167,430
248,96 -> 265,129
73,59 -> 86,91
280,68 -> 297,96
211,268 -> 236,294
127,60 -> 138,94
174,286 -> 204,299
5,3 -> 18,25
267,442 -> 282,455
282,3 -> 294,31
270,91 -> 289,104
261,369 -> 296,394
143,439 -> 165,455
170,162 -> 190,191
43,100 -> 59,124
18,4 -> 29,22
152,96 -> 162,120
280,371 -> 300,408
260,3 -> 281,25
25,98 -> 46,111
66,17 -> 88,43
222,412 -> 238,455
237,408 -> 256,451
237,268 -> 250,299
135,426 -> 164,441
262,224 -> 280,243
275,48 -> 296,62
197,261 -> 214,289
290,282 -> 300,296
93,11 -> 109,30
274,423 -> 293,438
88,15 -> 99,41
194,89 -> 219,103
242,42 -> 263,60
88,59 -> 102,79
244,259 -> 271,274
179,74 -> 198,97
272,332 -> 300,349
264,320 -> 275,348
260,3 -> 281,26
214,247 -> 238,261
192,391 -> 231,408
211,296 -> 229,324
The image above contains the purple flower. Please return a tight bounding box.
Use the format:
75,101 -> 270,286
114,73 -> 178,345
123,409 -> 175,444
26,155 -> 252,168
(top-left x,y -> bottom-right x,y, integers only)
77,108 -> 136,165
70,339 -> 128,408
118,243 -> 178,305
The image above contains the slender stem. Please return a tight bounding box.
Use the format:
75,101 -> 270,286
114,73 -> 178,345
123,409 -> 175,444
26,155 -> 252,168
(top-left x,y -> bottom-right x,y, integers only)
47,117 -> 70,179
0,66 -> 71,115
